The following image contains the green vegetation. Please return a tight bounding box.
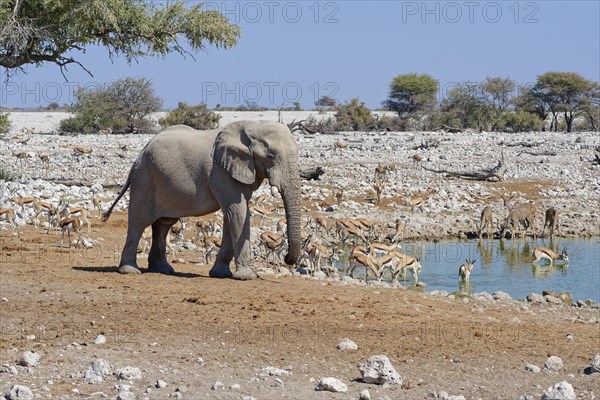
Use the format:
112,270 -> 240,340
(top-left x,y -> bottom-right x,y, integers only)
333,98 -> 375,131
158,102 -> 221,130
0,0 -> 240,75
0,110 -> 10,134
384,73 -> 438,130
60,77 -> 162,134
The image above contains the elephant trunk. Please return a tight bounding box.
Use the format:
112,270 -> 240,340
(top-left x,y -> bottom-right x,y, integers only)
281,172 -> 302,266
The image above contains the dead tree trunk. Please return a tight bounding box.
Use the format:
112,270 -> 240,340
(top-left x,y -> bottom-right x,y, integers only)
421,151 -> 508,182
299,167 -> 325,181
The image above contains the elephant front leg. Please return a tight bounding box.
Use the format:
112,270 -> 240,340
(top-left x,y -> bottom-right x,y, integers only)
210,203 -> 257,280
148,218 -> 178,275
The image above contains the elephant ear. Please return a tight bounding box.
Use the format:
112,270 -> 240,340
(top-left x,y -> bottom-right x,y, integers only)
213,127 -> 256,184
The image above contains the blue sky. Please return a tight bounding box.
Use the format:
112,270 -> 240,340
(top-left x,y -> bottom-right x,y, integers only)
1,0 -> 599,109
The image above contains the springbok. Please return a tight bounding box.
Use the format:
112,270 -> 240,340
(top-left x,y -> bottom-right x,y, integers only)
532,247 -> 568,266
0,208 -> 19,237
458,259 -> 476,281
59,217 -> 83,248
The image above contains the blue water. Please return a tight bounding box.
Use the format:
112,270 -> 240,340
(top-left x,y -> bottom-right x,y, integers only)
336,238 -> 600,302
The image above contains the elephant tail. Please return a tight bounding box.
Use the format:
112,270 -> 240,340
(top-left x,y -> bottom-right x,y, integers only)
101,176 -> 131,222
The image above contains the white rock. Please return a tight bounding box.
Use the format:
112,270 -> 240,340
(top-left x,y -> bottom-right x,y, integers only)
448,396 -> 466,400
542,381 -> 576,400
359,389 -> 371,400
592,353 -> 600,373
358,355 -> 402,385
492,291 -> 512,301
115,393 -> 135,400
18,351 -> 41,367
525,364 -> 541,373
315,377 -> 348,393
230,383 -> 241,390
211,381 -> 224,390
544,356 -> 564,371
4,385 -> 33,400
195,357 -> 204,366
260,366 -> 290,376
337,338 -> 358,350
94,335 -> 106,345
156,380 -> 168,389
84,359 -> 112,384
0,365 -> 18,375
117,366 -> 141,380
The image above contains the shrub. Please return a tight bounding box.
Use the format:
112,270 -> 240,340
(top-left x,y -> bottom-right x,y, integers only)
500,111 -> 543,132
158,102 -> 221,130
0,167 -> 15,181
303,115 -> 336,134
333,98 -> 375,131
0,111 -> 10,134
60,77 -> 162,134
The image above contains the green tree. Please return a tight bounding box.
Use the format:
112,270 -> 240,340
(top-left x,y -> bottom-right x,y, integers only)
440,82 -> 487,129
384,73 -> 438,129
480,76 -> 516,129
315,96 -> 337,112
514,86 -> 550,131
533,72 -> 591,132
0,0 -> 240,75
580,81 -> 600,131
0,110 -> 10,134
60,77 -> 162,134
158,102 -> 220,130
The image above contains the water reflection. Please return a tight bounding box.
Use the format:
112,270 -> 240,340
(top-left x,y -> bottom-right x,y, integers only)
332,238 -> 598,302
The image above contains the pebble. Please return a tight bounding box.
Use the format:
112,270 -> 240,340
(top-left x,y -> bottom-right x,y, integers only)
337,338 -> 358,350
592,353 -> 600,373
358,355 -> 402,385
542,381 -> 576,400
4,385 -> 33,400
116,366 -> 141,380
0,365 -> 18,375
18,351 -> 41,367
84,359 -> 112,384
260,366 -> 291,376
211,381 -> 224,390
156,380 -> 168,389
94,335 -> 106,344
525,364 -> 541,373
544,356 -> 564,372
492,291 -> 512,301
359,389 -> 371,400
315,377 -> 348,393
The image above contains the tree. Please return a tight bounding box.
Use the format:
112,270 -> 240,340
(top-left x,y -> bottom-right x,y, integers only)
514,86 -> 550,131
60,76 -> 162,134
480,76 -> 516,129
384,73 -> 438,129
0,0 -> 240,76
440,82 -> 487,129
315,96 -> 337,112
580,81 -> 600,131
334,98 -> 375,131
532,72 -> 591,132
158,102 -> 220,130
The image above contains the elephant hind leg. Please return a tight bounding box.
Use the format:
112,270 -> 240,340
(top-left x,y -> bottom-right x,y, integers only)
148,218 -> 178,274
118,223 -> 147,274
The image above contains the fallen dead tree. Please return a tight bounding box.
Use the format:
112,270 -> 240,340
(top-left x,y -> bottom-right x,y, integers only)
517,150 -> 558,156
421,151 -> 507,182
299,167 -> 325,181
287,120 -> 318,135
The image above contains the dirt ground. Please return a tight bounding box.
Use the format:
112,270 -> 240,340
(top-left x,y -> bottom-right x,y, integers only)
0,212 -> 598,400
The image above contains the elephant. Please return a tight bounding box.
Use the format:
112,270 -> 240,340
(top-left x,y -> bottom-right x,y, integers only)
102,120 -> 302,280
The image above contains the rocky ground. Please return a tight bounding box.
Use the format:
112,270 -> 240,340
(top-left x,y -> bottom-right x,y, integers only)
0,112 -> 599,399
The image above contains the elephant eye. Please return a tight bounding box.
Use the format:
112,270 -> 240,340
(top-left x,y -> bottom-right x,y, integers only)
267,153 -> 276,160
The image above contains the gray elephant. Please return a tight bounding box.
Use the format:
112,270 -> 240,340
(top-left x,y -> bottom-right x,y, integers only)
102,120 -> 302,280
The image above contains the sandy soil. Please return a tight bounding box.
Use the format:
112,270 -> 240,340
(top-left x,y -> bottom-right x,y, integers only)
0,212 -> 598,400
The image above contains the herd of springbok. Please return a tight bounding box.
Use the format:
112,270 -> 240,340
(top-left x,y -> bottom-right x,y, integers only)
0,140 -> 569,283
